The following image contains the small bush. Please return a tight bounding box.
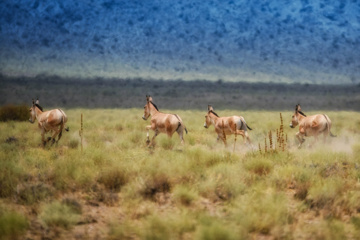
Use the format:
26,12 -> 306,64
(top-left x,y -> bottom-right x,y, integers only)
195,220 -> 238,240
0,208 -> 28,240
244,158 -> 272,176
68,138 -> 79,149
61,198 -> 82,214
98,167 -> 128,192
17,183 -> 53,205
142,216 -> 171,240
0,104 -> 29,121
307,178 -> 344,210
0,158 -> 23,198
173,185 -> 198,206
140,174 -> 171,200
108,221 -> 137,240
39,201 -> 81,229
233,191 -> 292,235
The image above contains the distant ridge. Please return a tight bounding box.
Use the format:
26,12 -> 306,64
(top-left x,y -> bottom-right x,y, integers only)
1,75 -> 359,111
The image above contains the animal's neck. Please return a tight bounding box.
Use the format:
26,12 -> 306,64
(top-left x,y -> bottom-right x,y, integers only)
35,107 -> 43,120
209,112 -> 219,125
297,113 -> 306,123
149,104 -> 159,116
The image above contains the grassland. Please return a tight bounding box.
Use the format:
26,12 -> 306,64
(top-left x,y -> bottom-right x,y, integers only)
1,108 -> 360,240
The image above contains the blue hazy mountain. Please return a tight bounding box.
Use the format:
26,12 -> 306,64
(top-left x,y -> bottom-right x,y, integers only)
0,0 -> 359,84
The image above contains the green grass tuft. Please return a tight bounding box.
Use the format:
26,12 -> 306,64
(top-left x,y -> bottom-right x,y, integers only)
39,201 -> 81,229
0,207 -> 28,240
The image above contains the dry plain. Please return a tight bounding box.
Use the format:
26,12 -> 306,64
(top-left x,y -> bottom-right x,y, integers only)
1,107 -> 360,240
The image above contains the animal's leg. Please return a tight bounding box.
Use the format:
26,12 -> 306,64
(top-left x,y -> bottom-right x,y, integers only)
145,125 -> 152,145
178,130 -> 185,144
235,130 -> 246,143
245,131 -> 252,145
50,127 -> 61,146
175,125 -> 185,144
149,129 -> 159,147
296,132 -> 305,148
233,131 -> 237,152
218,134 -> 227,147
41,129 -> 47,147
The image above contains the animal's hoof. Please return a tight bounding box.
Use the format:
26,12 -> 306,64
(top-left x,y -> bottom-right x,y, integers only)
146,140 -> 150,145
47,137 -> 52,142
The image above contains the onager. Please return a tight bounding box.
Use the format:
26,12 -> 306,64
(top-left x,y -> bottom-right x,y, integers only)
204,105 -> 252,147
290,104 -> 336,148
29,99 -> 69,146
142,95 -> 187,147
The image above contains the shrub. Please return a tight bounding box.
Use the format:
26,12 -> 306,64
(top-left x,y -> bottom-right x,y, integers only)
0,104 -> 29,121
0,157 -> 23,198
0,208 -> 28,240
39,201 -> 81,229
140,173 -> 171,200
195,223 -> 238,240
98,167 -> 128,192
307,178 -> 344,210
173,185 -> 198,206
244,157 -> 273,176
108,221 -> 137,240
233,191 -> 292,235
17,183 -> 53,205
142,215 -> 171,240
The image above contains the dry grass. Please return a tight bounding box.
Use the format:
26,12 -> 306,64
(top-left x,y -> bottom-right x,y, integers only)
0,109 -> 359,239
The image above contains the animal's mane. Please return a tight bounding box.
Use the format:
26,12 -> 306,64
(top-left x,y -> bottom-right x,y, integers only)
298,111 -> 306,117
35,104 -> 43,111
150,101 -> 159,111
209,110 -> 219,117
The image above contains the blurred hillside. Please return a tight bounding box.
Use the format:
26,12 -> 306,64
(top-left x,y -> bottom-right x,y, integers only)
1,75 -> 359,111
0,0 -> 359,83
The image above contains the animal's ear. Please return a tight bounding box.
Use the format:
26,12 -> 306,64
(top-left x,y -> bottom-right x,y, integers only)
208,105 -> 213,111
32,99 -> 35,105
35,98 -> 39,105
148,96 -> 153,102
297,104 -> 302,112
146,95 -> 150,102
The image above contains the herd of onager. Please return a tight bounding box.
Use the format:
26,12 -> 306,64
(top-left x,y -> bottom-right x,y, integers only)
29,96 -> 336,148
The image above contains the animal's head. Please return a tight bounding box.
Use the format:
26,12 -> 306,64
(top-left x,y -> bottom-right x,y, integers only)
29,99 -> 38,123
142,95 -> 152,120
290,104 -> 306,128
204,105 -> 214,128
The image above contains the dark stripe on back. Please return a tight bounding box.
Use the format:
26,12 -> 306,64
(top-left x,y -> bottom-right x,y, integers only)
150,101 -> 159,111
298,111 -> 306,117
35,104 -> 43,111
210,110 -> 219,117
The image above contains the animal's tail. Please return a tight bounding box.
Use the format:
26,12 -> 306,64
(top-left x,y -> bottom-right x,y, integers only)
323,114 -> 336,137
58,114 -> 65,140
175,114 -> 188,134
180,120 -> 188,134
58,109 -> 69,139
246,123 -> 253,131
